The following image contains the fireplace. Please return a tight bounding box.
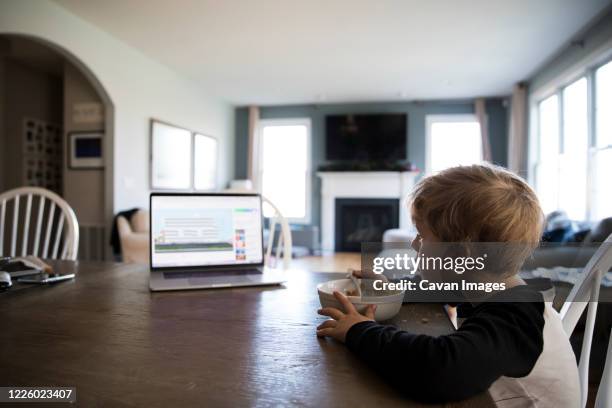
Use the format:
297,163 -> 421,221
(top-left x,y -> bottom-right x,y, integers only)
334,198 -> 399,252
318,171 -> 419,251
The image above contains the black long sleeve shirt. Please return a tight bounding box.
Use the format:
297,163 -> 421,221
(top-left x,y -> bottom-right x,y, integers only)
345,286 -> 545,403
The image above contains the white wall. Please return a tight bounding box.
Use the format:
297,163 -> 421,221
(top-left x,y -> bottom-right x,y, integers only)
0,0 -> 235,212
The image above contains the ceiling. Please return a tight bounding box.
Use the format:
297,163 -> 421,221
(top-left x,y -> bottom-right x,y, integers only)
53,0 -> 611,106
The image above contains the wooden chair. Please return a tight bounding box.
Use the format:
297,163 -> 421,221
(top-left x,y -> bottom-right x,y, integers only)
262,196 -> 292,270
559,234 -> 612,408
595,327 -> 612,408
0,187 -> 79,261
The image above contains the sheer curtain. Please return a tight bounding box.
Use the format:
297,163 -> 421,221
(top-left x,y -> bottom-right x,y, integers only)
507,83 -> 528,177
247,105 -> 260,189
475,98 -> 492,162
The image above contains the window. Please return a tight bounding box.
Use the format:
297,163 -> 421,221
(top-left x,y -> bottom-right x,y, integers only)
536,78 -> 588,220
560,78 -> 588,220
593,60 -> 612,220
596,60 -> 612,148
151,120 -> 192,190
426,115 -> 482,174
536,95 -> 560,215
533,58 -> 612,221
150,120 -> 219,191
256,119 -> 311,222
193,133 -> 218,191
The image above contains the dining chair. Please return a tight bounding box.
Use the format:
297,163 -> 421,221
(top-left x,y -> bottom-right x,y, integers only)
0,187 -> 79,261
595,327 -> 612,408
262,196 -> 292,270
224,184 -> 293,270
559,233 -> 612,408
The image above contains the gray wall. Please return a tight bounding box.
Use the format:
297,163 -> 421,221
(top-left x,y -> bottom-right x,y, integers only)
235,98 -> 508,229
0,58 -> 63,191
0,56 -> 4,191
63,61 -> 105,225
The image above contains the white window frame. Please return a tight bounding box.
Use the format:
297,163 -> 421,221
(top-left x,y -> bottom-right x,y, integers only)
254,118 -> 312,224
425,114 -> 481,175
528,41 -> 612,221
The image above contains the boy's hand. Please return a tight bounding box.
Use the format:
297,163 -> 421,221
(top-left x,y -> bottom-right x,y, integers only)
316,291 -> 376,343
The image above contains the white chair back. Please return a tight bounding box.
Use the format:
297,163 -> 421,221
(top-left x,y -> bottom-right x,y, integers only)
0,187 -> 79,261
560,234 -> 612,408
595,328 -> 612,408
262,196 -> 292,270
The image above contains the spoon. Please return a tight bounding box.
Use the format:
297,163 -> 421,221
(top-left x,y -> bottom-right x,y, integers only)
346,269 -> 362,298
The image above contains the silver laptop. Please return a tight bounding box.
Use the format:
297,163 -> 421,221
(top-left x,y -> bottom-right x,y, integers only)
149,193 -> 285,292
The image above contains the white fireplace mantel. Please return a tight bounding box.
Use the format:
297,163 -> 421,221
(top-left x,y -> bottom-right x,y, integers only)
317,171 -> 420,252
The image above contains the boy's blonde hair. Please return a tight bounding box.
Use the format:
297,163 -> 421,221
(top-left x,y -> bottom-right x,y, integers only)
411,164 -> 543,245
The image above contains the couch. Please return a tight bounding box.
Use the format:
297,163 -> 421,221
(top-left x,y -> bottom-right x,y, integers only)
116,210 -> 149,264
523,217 -> 612,270
383,218 -> 612,270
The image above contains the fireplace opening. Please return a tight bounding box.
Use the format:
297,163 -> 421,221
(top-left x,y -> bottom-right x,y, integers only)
334,198 -> 399,252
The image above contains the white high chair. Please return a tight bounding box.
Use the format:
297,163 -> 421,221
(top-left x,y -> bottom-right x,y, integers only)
560,234 -> 612,408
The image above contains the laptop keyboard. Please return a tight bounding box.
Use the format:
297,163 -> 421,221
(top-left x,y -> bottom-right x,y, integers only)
164,269 -> 262,280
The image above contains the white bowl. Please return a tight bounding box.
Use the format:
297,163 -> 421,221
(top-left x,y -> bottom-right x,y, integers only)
317,278 -> 405,321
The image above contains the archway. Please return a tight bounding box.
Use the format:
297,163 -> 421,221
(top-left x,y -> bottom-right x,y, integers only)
0,33 -> 115,260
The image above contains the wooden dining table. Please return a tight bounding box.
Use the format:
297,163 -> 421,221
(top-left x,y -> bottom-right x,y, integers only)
0,261 -> 494,407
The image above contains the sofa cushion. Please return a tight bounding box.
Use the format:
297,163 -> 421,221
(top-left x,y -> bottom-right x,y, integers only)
131,210 -> 150,233
584,217 -> 612,243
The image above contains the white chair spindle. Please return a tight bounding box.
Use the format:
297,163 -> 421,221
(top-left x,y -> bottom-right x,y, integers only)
275,230 -> 283,264
266,218 -> 278,265
0,199 -> 5,254
42,203 -> 56,258
261,196 -> 292,269
33,196 -> 45,256
11,195 -> 20,257
21,194 -> 32,256
51,213 -> 65,259
578,273 -> 601,408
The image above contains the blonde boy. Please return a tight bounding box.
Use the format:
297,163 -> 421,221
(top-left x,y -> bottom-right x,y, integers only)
316,164 -> 580,407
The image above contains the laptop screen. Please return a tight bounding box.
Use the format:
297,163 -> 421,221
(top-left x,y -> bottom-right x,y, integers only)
150,194 -> 263,269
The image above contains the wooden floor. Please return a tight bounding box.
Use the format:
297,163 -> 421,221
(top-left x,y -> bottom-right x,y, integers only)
291,252 -> 361,273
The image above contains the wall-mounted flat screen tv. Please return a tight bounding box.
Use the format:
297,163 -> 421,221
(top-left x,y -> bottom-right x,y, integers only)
325,113 -> 407,161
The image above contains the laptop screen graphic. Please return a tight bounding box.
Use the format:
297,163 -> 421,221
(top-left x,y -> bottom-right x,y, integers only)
150,195 -> 263,268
